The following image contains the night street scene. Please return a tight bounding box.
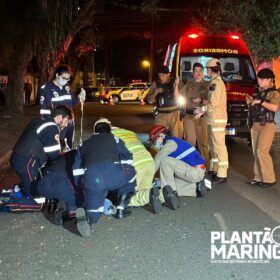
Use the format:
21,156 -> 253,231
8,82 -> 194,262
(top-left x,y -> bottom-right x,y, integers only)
1,1 -> 280,279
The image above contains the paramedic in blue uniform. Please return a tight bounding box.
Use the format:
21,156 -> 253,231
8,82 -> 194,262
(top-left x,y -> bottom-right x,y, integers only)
36,149 -> 84,225
75,118 -> 136,237
39,64 -> 86,150
10,106 -> 72,197
149,125 -> 206,198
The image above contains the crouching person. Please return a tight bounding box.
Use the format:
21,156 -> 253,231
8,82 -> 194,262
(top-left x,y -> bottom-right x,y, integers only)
36,149 -> 84,225
76,119 -> 136,237
10,105 -> 72,197
149,125 -> 207,198
111,124 -> 179,213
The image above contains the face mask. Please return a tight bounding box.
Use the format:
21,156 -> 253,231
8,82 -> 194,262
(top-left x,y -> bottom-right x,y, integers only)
57,76 -> 68,86
154,142 -> 162,150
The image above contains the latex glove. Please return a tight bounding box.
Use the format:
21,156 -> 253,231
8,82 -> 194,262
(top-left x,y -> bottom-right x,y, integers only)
194,106 -> 205,119
78,88 -> 86,103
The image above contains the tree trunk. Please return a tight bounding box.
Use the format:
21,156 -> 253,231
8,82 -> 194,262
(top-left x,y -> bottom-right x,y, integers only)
4,45 -> 32,115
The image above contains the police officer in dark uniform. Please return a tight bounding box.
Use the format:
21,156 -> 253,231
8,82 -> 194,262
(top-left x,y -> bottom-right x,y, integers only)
76,119 -> 136,237
247,68 -> 280,187
146,65 -> 183,138
10,106 -> 72,197
39,64 -> 86,150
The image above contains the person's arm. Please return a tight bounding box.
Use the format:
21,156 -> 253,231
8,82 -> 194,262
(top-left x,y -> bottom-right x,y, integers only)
145,81 -> 157,104
154,140 -> 177,172
38,124 -> 61,161
39,84 -> 52,116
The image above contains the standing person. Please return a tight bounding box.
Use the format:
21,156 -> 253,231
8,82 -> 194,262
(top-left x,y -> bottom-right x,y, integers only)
149,125 -> 207,198
181,62 -> 210,168
146,65 -> 183,138
24,78 -> 32,104
194,58 -> 228,184
39,64 -> 86,150
247,68 -> 280,187
76,119 -> 136,237
10,106 -> 72,197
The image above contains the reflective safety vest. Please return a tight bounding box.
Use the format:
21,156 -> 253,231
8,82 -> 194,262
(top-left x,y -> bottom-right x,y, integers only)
165,136 -> 206,166
112,129 -> 154,167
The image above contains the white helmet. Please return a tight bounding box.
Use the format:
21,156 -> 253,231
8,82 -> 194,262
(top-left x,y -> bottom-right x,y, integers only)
206,58 -> 221,68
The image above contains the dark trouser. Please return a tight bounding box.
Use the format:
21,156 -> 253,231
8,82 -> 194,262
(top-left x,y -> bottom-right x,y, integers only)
36,171 -> 83,212
10,153 -> 41,197
84,162 -> 136,224
60,120 -> 75,149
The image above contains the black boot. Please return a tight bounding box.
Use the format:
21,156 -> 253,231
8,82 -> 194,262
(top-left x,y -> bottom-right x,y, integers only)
114,193 -> 133,219
149,187 -> 162,214
54,201 -> 69,226
162,185 -> 180,210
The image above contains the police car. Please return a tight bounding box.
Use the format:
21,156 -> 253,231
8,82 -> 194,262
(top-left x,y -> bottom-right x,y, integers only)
100,83 -> 151,104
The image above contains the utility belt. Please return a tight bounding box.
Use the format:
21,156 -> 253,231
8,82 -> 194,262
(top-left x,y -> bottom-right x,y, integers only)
157,107 -> 179,114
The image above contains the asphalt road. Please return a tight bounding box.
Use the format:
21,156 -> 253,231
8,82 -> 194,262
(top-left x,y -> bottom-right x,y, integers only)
1,103 -> 280,280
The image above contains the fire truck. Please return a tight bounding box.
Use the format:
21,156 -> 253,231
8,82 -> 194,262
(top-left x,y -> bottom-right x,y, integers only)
164,32 -> 257,137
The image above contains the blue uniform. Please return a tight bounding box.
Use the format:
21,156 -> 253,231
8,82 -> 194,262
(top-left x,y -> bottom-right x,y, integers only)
39,81 -> 79,149
36,150 -> 83,212
165,136 -> 206,166
10,118 -> 61,196
81,133 -> 136,224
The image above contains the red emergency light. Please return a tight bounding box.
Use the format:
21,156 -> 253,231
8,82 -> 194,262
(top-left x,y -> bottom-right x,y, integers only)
230,35 -> 240,40
188,33 -> 199,39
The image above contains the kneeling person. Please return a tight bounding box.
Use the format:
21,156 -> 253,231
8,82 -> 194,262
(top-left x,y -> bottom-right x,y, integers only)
149,125 -> 206,197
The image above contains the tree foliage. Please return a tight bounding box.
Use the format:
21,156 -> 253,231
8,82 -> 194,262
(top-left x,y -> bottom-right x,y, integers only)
195,0 -> 280,62
0,0 -> 96,115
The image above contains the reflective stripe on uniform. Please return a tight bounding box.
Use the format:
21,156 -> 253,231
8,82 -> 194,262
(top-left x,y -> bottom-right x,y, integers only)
37,122 -> 57,134
40,109 -> 51,115
175,146 -> 196,160
73,168 -> 85,176
128,175 -> 137,183
43,144 -> 60,153
129,145 -> 144,151
213,119 -> 227,124
212,127 -> 225,132
51,95 -> 72,102
133,158 -> 154,166
218,161 -> 229,166
210,158 -> 219,163
86,207 -> 104,213
120,159 -> 133,165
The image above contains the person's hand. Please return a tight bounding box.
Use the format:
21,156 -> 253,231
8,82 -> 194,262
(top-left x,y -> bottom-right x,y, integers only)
246,94 -> 253,105
194,107 -> 205,119
251,99 -> 261,106
192,97 -> 202,103
78,88 -> 86,103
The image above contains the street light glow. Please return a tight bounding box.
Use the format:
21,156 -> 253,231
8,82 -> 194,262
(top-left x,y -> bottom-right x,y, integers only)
142,60 -> 150,68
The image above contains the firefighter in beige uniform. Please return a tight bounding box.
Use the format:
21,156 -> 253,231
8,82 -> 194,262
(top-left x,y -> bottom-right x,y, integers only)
194,58 -> 228,184
246,68 -> 280,187
146,65 -> 183,138
181,62 -> 210,168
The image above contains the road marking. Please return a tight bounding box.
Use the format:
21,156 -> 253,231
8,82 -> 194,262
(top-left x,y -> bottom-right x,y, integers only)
214,212 -> 230,239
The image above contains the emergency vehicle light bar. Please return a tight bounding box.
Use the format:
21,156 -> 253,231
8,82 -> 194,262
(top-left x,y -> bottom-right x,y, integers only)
188,33 -> 199,39
230,35 -> 240,40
